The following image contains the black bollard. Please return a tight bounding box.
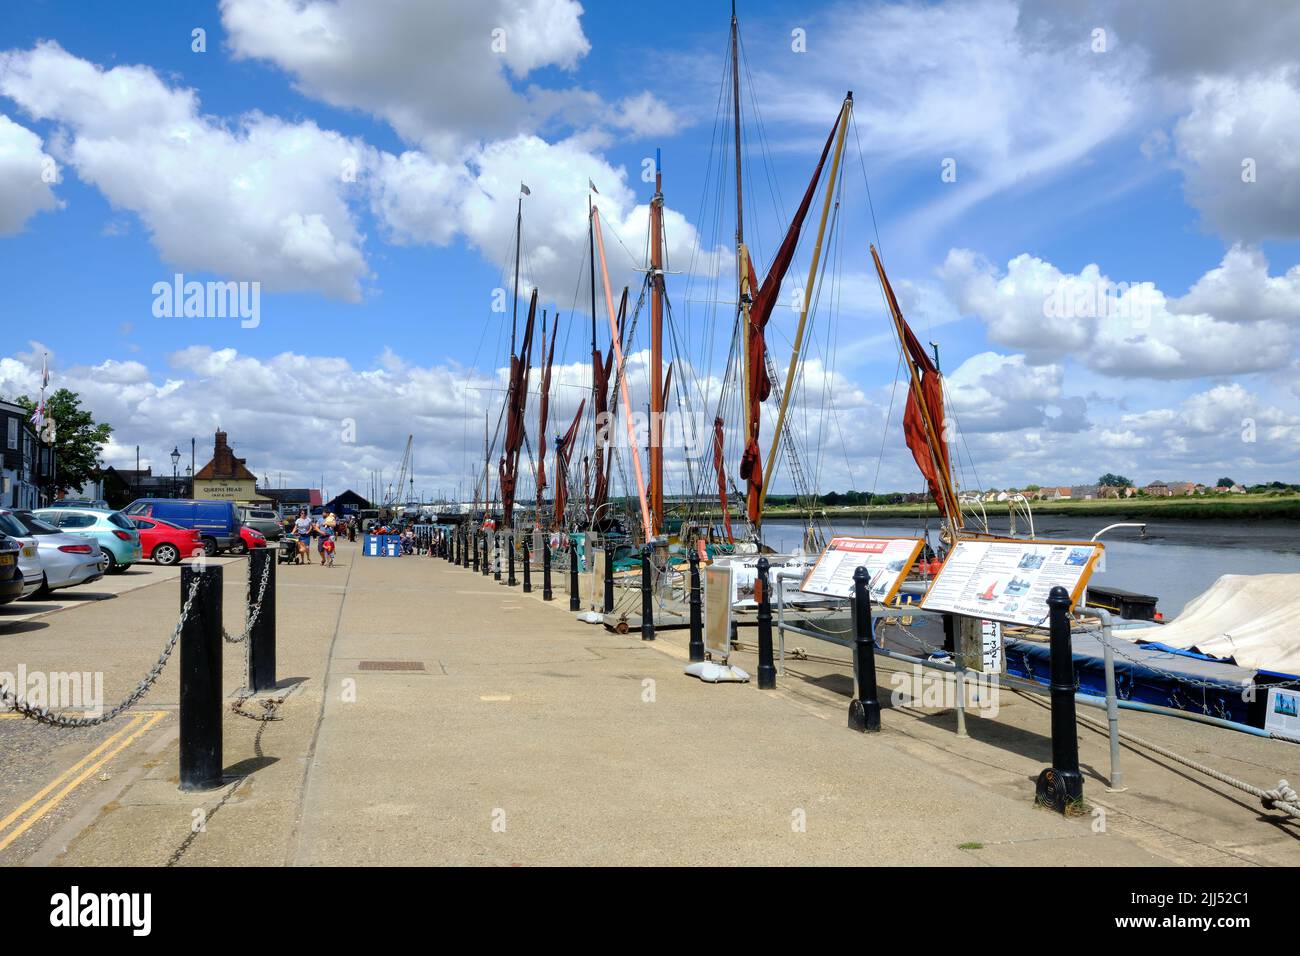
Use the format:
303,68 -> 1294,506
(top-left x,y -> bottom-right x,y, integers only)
569,539 -> 581,611
481,535 -> 490,577
507,532 -> 517,587
247,547 -> 276,693
688,547 -> 704,662
462,532 -> 470,569
179,563 -> 223,791
472,532 -> 480,572
640,544 -> 654,641
603,541 -> 615,614
847,566 -> 881,733
1036,585 -> 1084,812
756,556 -> 775,688
542,536 -> 553,601
522,535 -> 532,593
493,532 -> 502,582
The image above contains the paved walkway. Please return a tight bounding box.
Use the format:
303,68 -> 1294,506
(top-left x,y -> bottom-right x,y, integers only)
2,539 -> 1296,866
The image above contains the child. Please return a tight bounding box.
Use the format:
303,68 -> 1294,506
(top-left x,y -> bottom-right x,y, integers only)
322,535 -> 336,567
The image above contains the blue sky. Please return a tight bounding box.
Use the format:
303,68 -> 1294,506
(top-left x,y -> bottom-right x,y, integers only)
1,0 -> 1299,503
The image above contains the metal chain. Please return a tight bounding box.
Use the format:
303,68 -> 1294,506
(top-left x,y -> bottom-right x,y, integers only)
223,554 -> 272,644
0,576 -> 203,728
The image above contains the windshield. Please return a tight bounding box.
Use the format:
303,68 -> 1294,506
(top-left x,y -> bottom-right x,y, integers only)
13,511 -> 60,535
0,513 -> 27,537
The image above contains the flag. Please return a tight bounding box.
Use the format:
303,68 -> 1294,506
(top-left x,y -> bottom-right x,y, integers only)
588,179 -> 598,194
520,182 -> 531,196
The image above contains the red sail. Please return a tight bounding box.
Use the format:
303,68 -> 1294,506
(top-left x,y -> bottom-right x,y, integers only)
536,317 -> 557,499
553,399 -> 586,529
740,114 -> 840,524
713,416 -> 733,543
501,291 -> 538,526
899,319 -> 951,520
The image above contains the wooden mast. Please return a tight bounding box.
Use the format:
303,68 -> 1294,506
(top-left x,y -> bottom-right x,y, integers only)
649,148 -> 665,537
759,92 -> 852,515
592,207 -> 654,535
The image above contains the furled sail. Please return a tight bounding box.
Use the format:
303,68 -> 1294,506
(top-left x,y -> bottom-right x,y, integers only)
739,115 -> 841,525
553,400 -> 586,529
500,289 -> 538,526
713,416 -> 734,543
536,314 -> 557,500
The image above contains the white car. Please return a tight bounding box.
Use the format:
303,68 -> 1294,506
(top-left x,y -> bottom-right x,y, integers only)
0,509 -> 106,597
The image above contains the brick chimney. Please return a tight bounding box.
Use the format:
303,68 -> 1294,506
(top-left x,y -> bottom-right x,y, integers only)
213,429 -> 234,477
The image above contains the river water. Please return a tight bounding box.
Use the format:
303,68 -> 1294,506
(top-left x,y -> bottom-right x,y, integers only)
763,516 -> 1300,619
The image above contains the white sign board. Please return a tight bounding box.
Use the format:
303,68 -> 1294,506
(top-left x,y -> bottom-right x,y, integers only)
800,536 -> 925,604
1266,687 -> 1300,738
704,563 -> 733,661
921,538 -> 1103,628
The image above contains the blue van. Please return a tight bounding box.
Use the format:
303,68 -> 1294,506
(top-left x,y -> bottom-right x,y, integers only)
123,499 -> 242,556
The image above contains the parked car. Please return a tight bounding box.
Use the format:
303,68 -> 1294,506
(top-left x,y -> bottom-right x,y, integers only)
237,525 -> 267,553
0,512 -> 43,598
128,515 -> 203,566
122,499 -> 242,556
2,509 -> 106,596
0,534 -> 23,605
47,498 -> 109,509
238,506 -> 282,541
33,507 -> 142,574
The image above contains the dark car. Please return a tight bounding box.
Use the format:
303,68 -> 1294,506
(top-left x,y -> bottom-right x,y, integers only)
0,533 -> 24,605
122,499 -> 242,556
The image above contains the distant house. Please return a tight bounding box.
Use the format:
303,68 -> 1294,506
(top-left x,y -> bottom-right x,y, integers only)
0,399 -> 48,509
1144,481 -> 1172,497
1070,484 -> 1100,500
1230,483 -> 1247,494
1169,481 -> 1196,496
1046,486 -> 1072,500
259,487 -> 322,513
1097,485 -> 1121,499
324,489 -> 370,515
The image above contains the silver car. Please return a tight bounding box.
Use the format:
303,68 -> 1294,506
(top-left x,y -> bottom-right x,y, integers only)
0,509 -> 106,597
238,506 -> 283,541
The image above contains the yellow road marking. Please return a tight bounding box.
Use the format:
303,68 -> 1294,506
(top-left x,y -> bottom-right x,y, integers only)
479,694 -> 512,702
0,709 -> 167,852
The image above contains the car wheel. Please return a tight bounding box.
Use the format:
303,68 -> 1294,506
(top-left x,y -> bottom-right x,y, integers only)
154,543 -> 180,566
202,537 -> 218,557
104,551 -> 122,574
32,575 -> 52,598
231,540 -> 249,555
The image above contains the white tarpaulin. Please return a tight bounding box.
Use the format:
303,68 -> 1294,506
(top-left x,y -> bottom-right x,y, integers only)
1121,574 -> 1300,676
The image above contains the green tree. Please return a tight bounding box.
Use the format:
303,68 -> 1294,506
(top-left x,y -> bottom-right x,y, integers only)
1216,477 -> 1234,487
1098,473 -> 1132,487
12,388 -> 113,497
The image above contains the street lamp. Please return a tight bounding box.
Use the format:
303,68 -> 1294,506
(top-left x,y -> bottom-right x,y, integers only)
170,446 -> 181,498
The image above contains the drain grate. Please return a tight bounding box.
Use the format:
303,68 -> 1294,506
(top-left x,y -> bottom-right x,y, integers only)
358,660 -> 426,672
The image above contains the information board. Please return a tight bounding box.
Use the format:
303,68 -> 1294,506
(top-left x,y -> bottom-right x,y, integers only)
921,538 -> 1103,628
799,536 -> 925,605
1266,687 -> 1300,738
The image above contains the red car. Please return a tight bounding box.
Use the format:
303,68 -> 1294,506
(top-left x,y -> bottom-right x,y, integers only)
129,516 -> 203,566
238,525 -> 267,553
